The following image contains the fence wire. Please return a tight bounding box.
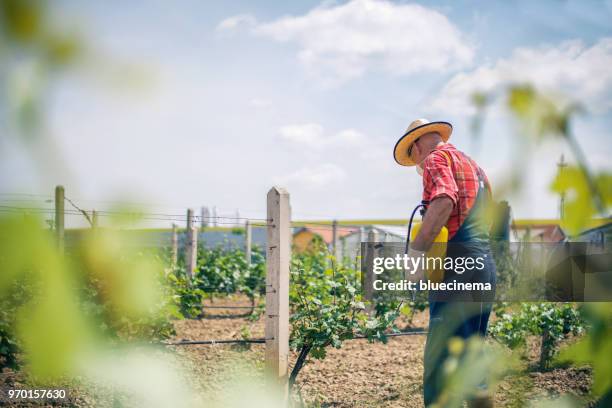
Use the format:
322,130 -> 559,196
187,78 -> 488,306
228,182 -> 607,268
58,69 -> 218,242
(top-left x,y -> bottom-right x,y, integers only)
1,204 -> 372,232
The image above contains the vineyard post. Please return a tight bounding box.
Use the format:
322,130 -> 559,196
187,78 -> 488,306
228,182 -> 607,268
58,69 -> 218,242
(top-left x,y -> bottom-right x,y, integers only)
171,223 -> 178,267
200,206 -> 208,229
185,209 -> 198,278
91,210 -> 98,229
363,229 -> 378,307
54,185 -> 65,253
354,226 -> 366,269
332,219 -> 338,260
265,187 -> 290,392
245,219 -> 252,266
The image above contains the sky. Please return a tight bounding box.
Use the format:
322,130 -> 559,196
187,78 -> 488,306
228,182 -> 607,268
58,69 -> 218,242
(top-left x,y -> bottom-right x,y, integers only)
1,0 -> 612,227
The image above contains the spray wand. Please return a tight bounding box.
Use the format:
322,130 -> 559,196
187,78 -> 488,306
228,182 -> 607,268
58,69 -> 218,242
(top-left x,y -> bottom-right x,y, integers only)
404,201 -> 428,254
404,201 -> 428,302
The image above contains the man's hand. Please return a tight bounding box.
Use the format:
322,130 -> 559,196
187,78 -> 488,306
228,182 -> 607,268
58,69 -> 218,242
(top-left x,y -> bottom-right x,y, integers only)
411,196 -> 454,252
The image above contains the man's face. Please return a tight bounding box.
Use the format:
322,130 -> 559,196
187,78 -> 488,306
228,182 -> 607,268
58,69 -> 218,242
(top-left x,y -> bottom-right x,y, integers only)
408,138 -> 423,165
408,132 -> 438,166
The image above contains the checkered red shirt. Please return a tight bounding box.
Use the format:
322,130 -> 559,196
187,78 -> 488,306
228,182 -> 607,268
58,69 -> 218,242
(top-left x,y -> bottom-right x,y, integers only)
421,143 -> 491,239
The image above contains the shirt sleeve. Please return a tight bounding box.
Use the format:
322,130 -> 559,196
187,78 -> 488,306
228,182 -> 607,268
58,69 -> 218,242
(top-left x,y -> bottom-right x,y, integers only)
422,151 -> 458,205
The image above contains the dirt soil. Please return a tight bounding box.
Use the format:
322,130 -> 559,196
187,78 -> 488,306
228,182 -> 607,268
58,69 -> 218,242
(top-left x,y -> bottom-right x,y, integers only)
0,295 -> 594,407
172,296 -> 594,407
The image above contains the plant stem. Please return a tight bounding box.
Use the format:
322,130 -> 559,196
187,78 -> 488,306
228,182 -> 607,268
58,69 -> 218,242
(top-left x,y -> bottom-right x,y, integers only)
539,329 -> 553,371
289,343 -> 312,392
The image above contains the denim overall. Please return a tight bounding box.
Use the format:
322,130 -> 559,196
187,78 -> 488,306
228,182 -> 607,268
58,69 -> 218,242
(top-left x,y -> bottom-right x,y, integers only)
423,168 -> 497,406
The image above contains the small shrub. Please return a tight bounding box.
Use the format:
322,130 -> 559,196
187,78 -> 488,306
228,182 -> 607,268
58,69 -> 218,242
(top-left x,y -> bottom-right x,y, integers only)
489,303 -> 584,370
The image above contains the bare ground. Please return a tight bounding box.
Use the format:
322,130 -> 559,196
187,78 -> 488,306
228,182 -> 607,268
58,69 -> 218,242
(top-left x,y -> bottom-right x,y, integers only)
172,296 -> 594,407
0,295 -> 595,407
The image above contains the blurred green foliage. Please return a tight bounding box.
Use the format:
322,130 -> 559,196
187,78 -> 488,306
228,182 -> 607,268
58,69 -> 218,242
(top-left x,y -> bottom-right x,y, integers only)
1,0 -> 82,139
0,214 -> 180,382
551,165 -> 612,235
471,84 -> 611,235
0,215 -> 93,381
506,85 -> 611,234
468,82 -> 611,403
433,337 -> 511,408
506,85 -> 582,139
559,303 -> 612,397
0,273 -> 33,370
469,91 -> 490,149
0,1 -> 608,403
1,0 -> 44,43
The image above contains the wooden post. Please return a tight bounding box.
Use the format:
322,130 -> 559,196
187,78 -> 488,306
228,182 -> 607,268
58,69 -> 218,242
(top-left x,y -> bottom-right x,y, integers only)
354,226 -> 366,269
245,219 -> 252,266
200,206 -> 209,229
332,219 -> 338,260
363,229 -> 378,305
265,187 -> 290,389
55,185 -> 65,253
171,223 -> 178,267
91,210 -> 98,229
557,154 -> 567,220
184,209 -> 198,278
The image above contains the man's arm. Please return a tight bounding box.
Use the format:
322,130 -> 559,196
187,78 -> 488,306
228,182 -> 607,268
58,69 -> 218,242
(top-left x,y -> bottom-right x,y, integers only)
411,196 -> 454,251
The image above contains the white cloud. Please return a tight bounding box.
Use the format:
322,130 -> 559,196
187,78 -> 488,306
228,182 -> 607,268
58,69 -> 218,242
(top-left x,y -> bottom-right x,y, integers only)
216,14 -> 257,32
430,37 -> 612,115
275,163 -> 347,188
222,0 -> 473,85
335,129 -> 367,145
279,123 -> 366,149
279,123 -> 324,145
249,97 -> 272,109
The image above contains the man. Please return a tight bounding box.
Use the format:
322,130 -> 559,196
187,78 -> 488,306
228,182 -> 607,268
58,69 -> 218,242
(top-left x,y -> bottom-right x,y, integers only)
393,119 -> 496,407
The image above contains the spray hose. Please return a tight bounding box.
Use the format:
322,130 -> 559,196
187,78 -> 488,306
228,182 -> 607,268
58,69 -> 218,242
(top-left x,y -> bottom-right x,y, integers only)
404,201 -> 428,302
404,202 -> 428,254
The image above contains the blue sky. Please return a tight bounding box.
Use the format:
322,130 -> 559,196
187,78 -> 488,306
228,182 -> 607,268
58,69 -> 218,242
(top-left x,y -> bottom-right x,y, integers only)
2,0 -> 611,226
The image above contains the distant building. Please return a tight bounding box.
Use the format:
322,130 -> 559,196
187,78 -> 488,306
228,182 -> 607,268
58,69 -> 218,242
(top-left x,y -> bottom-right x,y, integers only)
573,221 -> 612,244
510,219 -> 612,243
339,224 -> 410,263
292,224 -> 359,258
511,222 -> 566,243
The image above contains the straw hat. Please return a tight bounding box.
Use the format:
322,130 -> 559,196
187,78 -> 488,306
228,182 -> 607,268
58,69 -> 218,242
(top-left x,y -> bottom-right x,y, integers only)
393,119 -> 452,166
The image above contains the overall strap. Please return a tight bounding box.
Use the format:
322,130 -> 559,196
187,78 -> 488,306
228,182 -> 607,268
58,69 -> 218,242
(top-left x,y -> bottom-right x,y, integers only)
439,149 -> 489,194
438,150 -> 452,168
436,148 -> 490,236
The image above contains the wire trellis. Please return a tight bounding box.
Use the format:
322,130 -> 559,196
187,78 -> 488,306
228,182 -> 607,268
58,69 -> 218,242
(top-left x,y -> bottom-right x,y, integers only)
0,194 -> 396,238
0,204 -> 375,232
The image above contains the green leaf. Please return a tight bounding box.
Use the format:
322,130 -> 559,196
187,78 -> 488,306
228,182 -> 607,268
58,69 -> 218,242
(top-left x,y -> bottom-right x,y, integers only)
550,166 -> 611,235
558,304 -> 612,396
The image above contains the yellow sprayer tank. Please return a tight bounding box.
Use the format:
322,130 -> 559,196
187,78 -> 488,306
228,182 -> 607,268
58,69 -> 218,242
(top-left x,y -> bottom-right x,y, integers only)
410,223 -> 448,283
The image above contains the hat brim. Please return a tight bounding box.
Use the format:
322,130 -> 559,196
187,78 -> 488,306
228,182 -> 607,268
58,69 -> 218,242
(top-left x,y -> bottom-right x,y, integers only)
393,121 -> 452,166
